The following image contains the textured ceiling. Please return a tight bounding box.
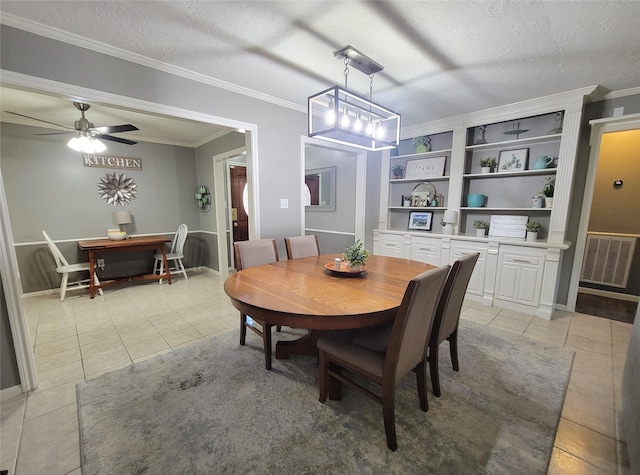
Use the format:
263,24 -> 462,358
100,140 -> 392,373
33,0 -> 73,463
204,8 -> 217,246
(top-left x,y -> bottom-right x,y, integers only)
1,0 -> 640,141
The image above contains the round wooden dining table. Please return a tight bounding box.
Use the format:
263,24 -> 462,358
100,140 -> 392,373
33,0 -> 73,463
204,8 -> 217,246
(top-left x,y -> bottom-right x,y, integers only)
223,254 -> 436,360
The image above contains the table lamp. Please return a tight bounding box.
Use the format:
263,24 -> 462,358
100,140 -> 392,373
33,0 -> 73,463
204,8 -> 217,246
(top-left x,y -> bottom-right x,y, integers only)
114,210 -> 132,237
442,210 -> 458,235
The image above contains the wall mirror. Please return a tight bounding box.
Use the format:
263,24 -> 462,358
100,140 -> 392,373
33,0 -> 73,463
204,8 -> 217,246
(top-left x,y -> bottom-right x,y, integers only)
411,182 -> 436,207
304,166 -> 336,211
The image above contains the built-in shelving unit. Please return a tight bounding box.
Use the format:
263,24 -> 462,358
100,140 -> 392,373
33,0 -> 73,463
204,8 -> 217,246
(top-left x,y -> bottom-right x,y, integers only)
375,87 -> 597,319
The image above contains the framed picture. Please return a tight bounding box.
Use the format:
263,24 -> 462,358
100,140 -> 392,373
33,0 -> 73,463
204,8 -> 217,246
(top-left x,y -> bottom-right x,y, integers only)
404,156 -> 446,179
498,148 -> 529,172
408,211 -> 434,231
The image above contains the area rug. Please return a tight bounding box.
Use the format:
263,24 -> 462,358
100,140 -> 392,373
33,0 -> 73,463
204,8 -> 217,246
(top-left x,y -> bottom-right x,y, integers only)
77,321 -> 574,474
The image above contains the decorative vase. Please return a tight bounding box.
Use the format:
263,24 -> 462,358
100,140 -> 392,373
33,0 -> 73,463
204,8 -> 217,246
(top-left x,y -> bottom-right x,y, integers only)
476,228 -> 486,237
348,262 -> 362,271
416,144 -> 428,153
526,231 -> 538,242
545,197 -> 554,208
480,167 -> 491,174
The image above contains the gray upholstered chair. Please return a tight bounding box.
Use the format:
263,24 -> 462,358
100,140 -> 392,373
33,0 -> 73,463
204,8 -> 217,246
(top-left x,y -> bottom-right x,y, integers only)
317,265 -> 450,451
234,239 -> 279,370
284,235 -> 320,259
428,252 -> 479,397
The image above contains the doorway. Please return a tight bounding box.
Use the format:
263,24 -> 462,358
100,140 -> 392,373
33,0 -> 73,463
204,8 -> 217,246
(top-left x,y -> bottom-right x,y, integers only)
568,114 -> 640,323
229,165 -> 249,243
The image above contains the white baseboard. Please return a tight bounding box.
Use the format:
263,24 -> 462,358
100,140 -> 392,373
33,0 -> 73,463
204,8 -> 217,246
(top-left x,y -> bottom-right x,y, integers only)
578,287 -> 640,303
0,384 -> 23,400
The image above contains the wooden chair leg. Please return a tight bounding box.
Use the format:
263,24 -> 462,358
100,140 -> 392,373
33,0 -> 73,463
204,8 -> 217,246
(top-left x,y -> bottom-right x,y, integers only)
382,384 -> 398,451
276,325 -> 282,332
416,359 -> 429,412
319,350 -> 329,403
449,330 -> 460,371
60,273 -> 69,302
429,343 -> 442,398
262,322 -> 273,370
240,313 -> 247,345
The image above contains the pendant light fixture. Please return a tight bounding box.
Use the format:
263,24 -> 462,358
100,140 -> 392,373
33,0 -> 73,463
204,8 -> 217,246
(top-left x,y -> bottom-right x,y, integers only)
308,46 -> 401,151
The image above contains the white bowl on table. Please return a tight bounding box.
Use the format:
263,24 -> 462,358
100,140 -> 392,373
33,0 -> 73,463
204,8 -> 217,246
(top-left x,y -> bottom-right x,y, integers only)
107,229 -> 127,241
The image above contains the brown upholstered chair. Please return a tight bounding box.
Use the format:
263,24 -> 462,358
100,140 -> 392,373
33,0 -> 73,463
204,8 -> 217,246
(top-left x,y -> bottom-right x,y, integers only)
284,235 -> 320,259
317,265 -> 450,451
234,239 -> 279,370
428,252 -> 479,397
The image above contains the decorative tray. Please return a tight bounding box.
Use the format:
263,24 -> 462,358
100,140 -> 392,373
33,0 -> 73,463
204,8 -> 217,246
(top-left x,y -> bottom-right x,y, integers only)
324,262 -> 368,275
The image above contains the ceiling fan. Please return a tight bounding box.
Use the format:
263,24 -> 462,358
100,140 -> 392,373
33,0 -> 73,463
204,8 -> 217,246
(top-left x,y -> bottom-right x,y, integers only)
6,101 -> 139,145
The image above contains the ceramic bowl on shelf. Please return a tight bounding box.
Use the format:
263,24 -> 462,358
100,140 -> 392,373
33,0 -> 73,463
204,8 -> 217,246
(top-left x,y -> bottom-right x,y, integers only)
466,194 -> 486,207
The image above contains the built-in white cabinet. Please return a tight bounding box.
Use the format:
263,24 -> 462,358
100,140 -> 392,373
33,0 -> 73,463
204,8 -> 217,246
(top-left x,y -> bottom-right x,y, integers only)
375,87 -> 595,319
494,245 -> 545,307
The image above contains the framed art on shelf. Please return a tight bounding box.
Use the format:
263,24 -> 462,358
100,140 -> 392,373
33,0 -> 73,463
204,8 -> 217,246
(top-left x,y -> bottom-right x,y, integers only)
404,156 -> 446,179
498,148 -> 529,172
408,211 -> 434,231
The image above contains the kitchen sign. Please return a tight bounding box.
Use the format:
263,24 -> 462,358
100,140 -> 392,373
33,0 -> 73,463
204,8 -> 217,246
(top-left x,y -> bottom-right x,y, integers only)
83,154 -> 142,171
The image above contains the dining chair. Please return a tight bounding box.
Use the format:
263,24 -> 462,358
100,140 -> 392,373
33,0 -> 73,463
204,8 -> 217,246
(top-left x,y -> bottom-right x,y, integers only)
153,224 -> 188,284
428,252 -> 479,397
317,265 -> 450,451
234,239 -> 279,370
284,235 -> 320,259
42,230 -> 103,302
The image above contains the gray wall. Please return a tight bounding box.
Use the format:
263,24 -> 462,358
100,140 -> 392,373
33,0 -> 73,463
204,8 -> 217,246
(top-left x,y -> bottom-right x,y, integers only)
1,25 -> 307,289
621,304 -> 640,472
557,93 -> 640,305
1,276 -> 21,390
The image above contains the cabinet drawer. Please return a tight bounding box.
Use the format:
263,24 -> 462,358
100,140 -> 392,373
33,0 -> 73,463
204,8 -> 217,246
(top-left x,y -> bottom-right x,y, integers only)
379,234 -> 405,258
410,237 -> 441,266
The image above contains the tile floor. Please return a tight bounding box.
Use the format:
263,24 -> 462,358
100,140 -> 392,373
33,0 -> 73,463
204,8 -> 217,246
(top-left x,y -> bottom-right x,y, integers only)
0,271 -> 633,474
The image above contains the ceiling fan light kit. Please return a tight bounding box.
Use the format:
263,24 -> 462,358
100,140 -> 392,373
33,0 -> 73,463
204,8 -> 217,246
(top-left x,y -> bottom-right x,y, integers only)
308,46 -> 400,151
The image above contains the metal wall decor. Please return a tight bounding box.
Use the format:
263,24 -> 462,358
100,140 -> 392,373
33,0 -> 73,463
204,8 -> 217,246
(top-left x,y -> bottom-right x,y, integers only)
195,185 -> 211,212
97,172 -> 138,206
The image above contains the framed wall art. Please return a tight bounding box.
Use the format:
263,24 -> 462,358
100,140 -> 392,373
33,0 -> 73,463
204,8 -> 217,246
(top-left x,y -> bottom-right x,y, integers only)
408,211 -> 434,231
498,148 -> 529,172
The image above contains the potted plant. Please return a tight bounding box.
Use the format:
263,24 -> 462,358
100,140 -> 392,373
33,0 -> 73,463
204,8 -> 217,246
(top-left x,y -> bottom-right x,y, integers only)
525,221 -> 541,241
412,135 -> 431,153
392,164 -> 405,179
478,157 -> 496,174
473,220 -> 490,237
343,239 -> 370,271
542,178 -> 555,208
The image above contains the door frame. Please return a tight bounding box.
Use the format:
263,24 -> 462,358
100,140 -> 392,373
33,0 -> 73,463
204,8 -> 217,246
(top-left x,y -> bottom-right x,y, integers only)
226,159 -> 248,270
567,112 -> 640,311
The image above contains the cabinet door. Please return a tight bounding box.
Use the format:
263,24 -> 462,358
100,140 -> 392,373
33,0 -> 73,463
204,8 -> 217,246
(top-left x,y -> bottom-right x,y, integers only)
495,249 -> 544,306
449,241 -> 488,296
379,234 -> 405,258
410,237 -> 441,266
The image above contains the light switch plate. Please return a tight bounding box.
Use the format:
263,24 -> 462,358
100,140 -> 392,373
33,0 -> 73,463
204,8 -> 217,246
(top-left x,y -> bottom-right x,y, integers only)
280,199 -> 288,209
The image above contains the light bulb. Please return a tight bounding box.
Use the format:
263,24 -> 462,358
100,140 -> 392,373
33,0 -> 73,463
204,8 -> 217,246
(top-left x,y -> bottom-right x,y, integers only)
354,115 -> 363,132
326,100 -> 335,124
92,139 -> 107,153
341,113 -> 350,127
376,125 -> 385,139
365,121 -> 374,135
67,136 -> 83,151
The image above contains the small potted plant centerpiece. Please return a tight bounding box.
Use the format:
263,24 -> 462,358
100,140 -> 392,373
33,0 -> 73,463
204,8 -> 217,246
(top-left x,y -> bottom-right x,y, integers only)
412,135 -> 431,153
525,221 -> 541,241
343,239 -> 370,271
479,157 -> 496,174
473,219 -> 490,237
392,164 -> 405,179
542,178 -> 555,208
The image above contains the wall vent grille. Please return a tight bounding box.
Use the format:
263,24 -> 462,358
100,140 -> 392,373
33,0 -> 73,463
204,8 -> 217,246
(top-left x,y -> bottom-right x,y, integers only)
580,234 -> 636,288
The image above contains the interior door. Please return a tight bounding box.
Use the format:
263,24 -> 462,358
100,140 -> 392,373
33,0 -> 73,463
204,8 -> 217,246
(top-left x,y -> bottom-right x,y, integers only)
230,165 -> 248,243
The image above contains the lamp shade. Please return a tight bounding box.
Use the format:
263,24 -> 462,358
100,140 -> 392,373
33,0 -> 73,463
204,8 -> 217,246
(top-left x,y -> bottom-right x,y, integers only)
443,210 -> 458,224
114,210 -> 132,225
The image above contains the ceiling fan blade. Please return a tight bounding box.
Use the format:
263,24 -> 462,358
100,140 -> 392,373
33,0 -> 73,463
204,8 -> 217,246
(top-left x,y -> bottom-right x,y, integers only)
94,124 -> 139,134
97,134 -> 138,145
5,111 -> 74,130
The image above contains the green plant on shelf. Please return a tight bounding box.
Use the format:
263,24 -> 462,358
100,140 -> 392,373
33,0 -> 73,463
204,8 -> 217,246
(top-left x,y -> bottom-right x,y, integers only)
542,177 -> 555,197
473,220 -> 490,230
343,239 -> 370,267
525,221 -> 542,232
479,157 -> 496,168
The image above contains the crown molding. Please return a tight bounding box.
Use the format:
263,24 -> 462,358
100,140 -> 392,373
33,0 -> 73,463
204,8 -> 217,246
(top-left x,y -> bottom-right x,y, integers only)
1,14 -> 307,114
602,86 -> 640,101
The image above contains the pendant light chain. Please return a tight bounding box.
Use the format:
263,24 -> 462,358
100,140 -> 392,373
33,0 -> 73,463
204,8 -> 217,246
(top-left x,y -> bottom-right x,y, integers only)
369,74 -> 374,101
343,57 -> 350,89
